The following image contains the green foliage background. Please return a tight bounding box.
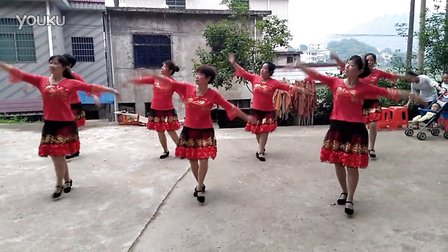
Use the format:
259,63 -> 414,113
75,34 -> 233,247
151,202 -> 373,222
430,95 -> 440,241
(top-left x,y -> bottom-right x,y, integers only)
195,0 -> 291,89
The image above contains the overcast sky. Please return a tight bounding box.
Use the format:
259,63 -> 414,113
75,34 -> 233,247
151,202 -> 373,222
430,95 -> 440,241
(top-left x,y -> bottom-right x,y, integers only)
105,0 -> 446,48
287,0 -> 427,46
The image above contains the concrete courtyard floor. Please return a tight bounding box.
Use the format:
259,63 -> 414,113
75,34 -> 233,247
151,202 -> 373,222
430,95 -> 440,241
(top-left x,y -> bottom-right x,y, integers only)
0,122 -> 446,251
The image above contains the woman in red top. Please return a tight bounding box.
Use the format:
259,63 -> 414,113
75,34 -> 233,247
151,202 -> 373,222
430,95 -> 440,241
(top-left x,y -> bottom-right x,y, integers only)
63,54 -> 87,128
331,52 -> 405,158
132,60 -> 181,159
0,56 -> 120,200
296,55 -> 423,216
150,65 -> 253,203
63,54 -> 101,160
228,53 -> 305,162
363,53 -> 406,158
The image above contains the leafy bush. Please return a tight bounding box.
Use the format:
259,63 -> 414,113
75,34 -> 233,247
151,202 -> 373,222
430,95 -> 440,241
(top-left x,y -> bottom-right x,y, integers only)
314,87 -> 333,125
0,115 -> 28,124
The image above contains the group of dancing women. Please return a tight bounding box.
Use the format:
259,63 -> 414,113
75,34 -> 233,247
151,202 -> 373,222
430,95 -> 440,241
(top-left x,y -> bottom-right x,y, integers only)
0,51 -> 425,216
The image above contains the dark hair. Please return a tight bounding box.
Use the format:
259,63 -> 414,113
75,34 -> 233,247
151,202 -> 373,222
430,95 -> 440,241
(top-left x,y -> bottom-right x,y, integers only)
196,65 -> 217,84
48,55 -> 75,79
262,62 -> 276,76
349,55 -> 370,78
63,53 -> 77,68
406,71 -> 419,77
365,53 -> 377,63
443,71 -> 448,75
162,60 -> 180,75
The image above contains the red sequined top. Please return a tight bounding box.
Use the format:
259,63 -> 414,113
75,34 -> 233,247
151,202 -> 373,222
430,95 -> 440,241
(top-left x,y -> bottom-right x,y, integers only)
235,68 -> 294,111
134,76 -> 176,110
306,69 -> 400,123
9,68 -> 109,121
169,81 -> 240,129
363,69 -> 399,86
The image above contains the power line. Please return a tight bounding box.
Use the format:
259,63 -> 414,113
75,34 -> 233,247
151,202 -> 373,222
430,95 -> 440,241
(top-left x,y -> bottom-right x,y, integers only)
329,34 -> 402,37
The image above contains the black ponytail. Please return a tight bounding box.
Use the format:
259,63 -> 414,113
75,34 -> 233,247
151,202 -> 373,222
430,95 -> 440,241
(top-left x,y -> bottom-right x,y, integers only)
63,53 -> 77,68
163,60 -> 180,75
63,69 -> 75,79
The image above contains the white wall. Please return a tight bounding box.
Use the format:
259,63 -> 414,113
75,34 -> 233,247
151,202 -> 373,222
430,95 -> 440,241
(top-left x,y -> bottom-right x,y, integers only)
116,0 -> 166,8
187,0 -> 227,10
250,0 -> 288,20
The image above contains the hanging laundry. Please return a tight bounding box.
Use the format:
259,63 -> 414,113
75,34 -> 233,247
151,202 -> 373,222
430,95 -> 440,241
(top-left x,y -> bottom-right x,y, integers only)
272,78 -> 317,126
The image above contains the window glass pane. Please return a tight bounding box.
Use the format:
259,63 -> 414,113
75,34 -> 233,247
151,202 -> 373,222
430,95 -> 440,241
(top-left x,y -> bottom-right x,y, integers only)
0,18 -> 36,62
71,37 -> 95,62
0,33 -> 16,61
133,34 -> 171,68
166,0 -> 186,8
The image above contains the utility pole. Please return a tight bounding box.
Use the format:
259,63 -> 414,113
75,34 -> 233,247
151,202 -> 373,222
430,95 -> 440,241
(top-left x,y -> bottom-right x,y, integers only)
445,0 -> 448,70
417,0 -> 426,73
406,0 -> 415,70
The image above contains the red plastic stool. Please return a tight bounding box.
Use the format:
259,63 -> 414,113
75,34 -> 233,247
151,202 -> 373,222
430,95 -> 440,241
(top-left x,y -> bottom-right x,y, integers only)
377,108 -> 394,129
389,106 -> 409,129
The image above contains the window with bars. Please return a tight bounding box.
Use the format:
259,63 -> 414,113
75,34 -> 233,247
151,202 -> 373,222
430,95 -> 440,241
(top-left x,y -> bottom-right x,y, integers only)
71,37 -> 95,62
133,34 -> 171,69
0,18 -> 36,62
166,0 -> 186,9
286,56 -> 294,64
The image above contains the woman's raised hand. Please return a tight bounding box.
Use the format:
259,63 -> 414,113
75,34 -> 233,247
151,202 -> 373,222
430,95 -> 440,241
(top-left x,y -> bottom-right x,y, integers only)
228,53 -> 236,64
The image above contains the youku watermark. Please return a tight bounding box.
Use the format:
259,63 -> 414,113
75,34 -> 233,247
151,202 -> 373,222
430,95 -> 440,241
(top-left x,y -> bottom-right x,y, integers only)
16,14 -> 66,30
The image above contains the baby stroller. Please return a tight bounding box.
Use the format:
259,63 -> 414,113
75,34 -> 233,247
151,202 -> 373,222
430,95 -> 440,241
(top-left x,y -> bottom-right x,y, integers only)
404,92 -> 448,140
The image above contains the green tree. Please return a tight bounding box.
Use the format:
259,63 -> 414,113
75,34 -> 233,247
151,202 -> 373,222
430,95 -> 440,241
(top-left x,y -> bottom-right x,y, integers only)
389,50 -> 407,73
396,1 -> 448,77
419,3 -> 448,76
195,0 -> 291,89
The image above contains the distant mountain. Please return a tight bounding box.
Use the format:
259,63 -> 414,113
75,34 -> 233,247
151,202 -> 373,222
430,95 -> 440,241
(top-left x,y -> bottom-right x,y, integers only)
323,14 -> 419,52
327,39 -> 378,59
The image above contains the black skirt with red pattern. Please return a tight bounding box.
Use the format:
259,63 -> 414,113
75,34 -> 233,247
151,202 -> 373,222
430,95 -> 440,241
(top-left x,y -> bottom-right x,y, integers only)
175,127 -> 217,160
39,121 -> 80,157
362,99 -> 381,124
320,120 -> 369,168
245,109 -> 277,134
71,102 -> 86,128
147,108 -> 181,131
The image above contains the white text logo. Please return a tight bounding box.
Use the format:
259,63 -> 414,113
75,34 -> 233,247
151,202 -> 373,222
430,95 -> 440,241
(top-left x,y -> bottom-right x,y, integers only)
16,15 -> 66,30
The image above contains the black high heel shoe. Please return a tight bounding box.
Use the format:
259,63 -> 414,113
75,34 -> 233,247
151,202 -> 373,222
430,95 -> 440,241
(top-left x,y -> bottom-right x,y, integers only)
193,187 -> 205,203
256,152 -> 266,162
337,193 -> 348,205
63,179 -> 73,193
345,201 -> 354,215
159,151 -> 170,159
192,185 -> 206,196
52,185 -> 64,199
65,152 -> 80,160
